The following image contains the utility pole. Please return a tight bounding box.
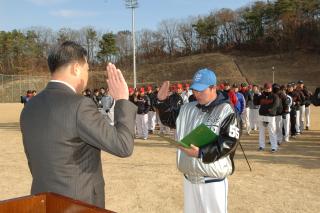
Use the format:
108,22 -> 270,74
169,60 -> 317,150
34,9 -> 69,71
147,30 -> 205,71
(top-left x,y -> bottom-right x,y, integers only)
125,0 -> 138,88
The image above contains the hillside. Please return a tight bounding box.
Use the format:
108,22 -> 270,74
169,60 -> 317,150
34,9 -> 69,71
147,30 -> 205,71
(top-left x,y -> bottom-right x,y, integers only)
1,51 -> 319,103
92,51 -> 320,91
234,52 -> 320,91
91,53 -> 247,88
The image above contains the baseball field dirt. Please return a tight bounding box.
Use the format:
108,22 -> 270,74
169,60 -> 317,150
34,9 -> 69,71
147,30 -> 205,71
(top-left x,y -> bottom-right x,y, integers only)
0,103 -> 319,213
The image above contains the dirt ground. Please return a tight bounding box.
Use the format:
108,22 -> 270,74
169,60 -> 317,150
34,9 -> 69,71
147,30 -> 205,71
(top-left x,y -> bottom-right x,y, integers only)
0,103 -> 319,213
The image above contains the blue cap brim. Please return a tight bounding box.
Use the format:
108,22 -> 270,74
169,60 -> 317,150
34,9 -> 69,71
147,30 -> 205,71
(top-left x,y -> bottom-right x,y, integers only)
190,83 -> 209,92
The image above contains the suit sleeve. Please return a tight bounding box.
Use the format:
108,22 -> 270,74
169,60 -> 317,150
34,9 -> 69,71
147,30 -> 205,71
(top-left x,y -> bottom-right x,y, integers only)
76,98 -> 137,157
199,112 -> 241,164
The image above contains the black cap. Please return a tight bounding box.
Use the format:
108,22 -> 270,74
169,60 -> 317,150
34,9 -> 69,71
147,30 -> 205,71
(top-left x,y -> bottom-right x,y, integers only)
272,83 -> 280,90
297,80 -> 304,84
287,83 -> 294,88
232,83 -> 238,88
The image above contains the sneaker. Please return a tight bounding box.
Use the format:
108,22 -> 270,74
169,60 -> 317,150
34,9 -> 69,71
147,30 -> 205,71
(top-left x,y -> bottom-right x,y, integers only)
277,141 -> 281,146
306,127 -> 309,130
258,147 -> 264,151
271,149 -> 277,153
143,137 -> 148,140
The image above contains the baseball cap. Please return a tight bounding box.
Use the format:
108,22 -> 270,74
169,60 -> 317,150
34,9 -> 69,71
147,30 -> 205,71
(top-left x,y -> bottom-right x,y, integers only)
177,83 -> 183,89
241,82 -> 248,87
190,68 -> 217,92
223,80 -> 230,87
147,85 -> 152,90
264,83 -> 272,89
232,83 -> 238,88
139,87 -> 145,93
297,80 -> 304,84
272,83 -> 280,90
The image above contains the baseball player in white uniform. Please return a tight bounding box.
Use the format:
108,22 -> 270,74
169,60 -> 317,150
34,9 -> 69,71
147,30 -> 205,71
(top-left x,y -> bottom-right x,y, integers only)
254,83 -> 280,152
156,68 -> 240,213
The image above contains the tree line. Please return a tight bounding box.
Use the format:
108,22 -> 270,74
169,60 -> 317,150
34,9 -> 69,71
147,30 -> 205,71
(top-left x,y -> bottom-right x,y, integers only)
1,0 -> 320,74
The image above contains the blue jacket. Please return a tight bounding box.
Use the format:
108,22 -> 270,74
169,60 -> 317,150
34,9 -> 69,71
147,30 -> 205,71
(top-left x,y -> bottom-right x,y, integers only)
235,92 -> 245,114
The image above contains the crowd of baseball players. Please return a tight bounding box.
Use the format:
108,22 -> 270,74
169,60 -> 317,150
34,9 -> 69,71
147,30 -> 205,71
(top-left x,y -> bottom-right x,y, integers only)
80,79 -> 314,153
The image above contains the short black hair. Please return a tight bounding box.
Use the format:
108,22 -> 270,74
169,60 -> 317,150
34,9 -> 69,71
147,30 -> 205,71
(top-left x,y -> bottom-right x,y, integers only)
47,41 -> 87,73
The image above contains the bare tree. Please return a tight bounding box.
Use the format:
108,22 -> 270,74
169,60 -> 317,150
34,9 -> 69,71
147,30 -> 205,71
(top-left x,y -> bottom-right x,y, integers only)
158,19 -> 178,56
79,27 -> 98,64
136,29 -> 165,61
177,17 -> 198,55
116,30 -> 132,66
57,28 -> 81,44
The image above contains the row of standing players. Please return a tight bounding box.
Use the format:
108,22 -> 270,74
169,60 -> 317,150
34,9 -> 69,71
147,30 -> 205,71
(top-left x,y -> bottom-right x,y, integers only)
82,80 -> 313,153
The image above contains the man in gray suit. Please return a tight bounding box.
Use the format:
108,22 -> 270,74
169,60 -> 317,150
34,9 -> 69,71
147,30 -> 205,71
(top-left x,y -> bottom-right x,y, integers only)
20,41 -> 137,208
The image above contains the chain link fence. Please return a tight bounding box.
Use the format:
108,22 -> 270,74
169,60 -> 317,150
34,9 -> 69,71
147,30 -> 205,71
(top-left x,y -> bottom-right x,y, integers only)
0,74 -> 50,103
0,73 -> 193,103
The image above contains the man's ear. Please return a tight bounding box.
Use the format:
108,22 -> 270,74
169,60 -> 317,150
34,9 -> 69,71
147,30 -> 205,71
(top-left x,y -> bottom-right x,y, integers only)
71,63 -> 81,77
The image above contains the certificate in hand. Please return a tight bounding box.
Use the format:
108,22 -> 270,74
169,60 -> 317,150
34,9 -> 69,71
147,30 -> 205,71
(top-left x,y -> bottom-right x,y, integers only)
158,124 -> 218,148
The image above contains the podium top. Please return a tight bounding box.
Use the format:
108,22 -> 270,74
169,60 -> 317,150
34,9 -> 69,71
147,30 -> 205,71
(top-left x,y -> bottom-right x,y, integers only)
0,192 -> 116,213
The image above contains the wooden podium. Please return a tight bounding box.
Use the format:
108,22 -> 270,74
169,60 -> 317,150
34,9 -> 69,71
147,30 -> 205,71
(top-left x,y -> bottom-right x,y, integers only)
0,193 -> 115,213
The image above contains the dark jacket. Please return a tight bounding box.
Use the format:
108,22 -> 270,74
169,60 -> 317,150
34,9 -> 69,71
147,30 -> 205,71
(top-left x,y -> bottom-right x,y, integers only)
295,89 -> 305,106
302,87 -> 312,107
288,91 -> 302,110
254,91 -> 280,116
155,92 -> 184,128
146,92 -> 156,112
311,87 -> 320,106
240,89 -> 251,108
20,82 -> 137,208
156,91 -> 240,170
136,94 -> 151,114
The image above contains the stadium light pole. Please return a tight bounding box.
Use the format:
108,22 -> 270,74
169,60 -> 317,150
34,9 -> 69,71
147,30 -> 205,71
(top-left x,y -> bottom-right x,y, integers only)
125,0 -> 138,89
272,66 -> 275,84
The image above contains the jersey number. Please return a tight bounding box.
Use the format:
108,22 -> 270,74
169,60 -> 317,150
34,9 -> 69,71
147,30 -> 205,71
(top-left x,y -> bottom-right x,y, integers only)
229,125 -> 240,139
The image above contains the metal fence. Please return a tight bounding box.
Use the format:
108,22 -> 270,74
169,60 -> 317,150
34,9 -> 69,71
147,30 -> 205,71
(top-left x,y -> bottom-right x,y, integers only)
0,74 -> 50,103
0,73 -> 193,103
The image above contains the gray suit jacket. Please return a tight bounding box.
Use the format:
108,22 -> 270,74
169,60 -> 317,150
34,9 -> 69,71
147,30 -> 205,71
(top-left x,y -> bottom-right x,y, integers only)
20,82 -> 137,208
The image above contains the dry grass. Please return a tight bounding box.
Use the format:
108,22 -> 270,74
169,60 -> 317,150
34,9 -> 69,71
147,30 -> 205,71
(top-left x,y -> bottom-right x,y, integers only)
0,103 -> 319,212
87,51 -> 320,92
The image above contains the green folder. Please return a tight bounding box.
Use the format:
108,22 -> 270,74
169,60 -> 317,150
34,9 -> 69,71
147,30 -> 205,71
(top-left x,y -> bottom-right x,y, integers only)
158,124 -> 218,148
179,124 -> 218,148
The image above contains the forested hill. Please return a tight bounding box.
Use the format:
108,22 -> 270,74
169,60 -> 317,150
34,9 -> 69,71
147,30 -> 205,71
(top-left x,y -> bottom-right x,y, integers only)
1,0 -> 320,76
1,0 -> 319,91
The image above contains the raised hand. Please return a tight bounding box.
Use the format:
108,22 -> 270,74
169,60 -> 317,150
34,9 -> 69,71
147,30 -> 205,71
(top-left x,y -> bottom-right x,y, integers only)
106,63 -> 129,100
157,81 -> 170,101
